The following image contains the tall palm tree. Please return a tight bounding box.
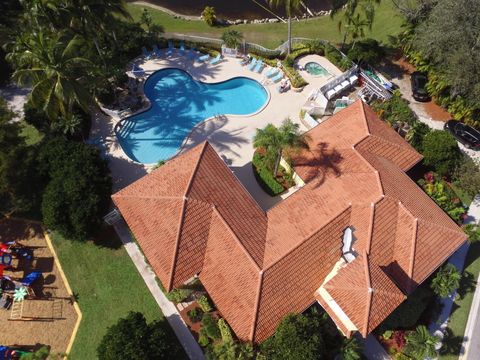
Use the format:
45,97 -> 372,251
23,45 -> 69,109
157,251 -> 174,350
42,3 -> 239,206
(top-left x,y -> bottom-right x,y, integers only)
269,0 -> 302,54
344,13 -> 370,49
431,263 -> 461,298
221,30 -> 244,49
331,0 -> 381,50
404,325 -> 439,360
253,118 -> 309,177
8,31 -> 94,120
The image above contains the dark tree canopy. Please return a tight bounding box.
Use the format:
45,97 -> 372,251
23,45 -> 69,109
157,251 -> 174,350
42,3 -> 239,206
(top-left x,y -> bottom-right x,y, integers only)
414,0 -> 480,103
421,130 -> 462,176
97,312 -> 183,360
261,313 -> 327,360
39,137 -> 112,240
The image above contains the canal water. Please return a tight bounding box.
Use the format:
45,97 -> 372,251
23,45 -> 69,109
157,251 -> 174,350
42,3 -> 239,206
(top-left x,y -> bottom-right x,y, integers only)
130,0 -> 333,20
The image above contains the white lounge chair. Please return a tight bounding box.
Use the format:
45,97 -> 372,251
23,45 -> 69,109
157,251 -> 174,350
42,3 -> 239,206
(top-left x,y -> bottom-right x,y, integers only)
265,67 -> 279,78
271,71 -> 284,83
254,60 -> 264,73
325,89 -> 336,100
247,58 -> 258,71
142,46 -> 152,60
197,54 -> 210,62
210,54 -> 222,65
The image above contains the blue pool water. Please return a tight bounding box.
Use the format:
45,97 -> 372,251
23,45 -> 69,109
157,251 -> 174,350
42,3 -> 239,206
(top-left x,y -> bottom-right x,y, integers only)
116,68 -> 268,163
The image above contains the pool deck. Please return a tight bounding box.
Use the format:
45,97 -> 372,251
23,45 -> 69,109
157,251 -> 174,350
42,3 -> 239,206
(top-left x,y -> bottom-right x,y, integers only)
92,50 -> 342,210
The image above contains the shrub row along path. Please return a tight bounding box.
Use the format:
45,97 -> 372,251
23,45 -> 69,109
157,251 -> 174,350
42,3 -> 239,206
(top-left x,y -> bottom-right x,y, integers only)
113,219 -> 206,360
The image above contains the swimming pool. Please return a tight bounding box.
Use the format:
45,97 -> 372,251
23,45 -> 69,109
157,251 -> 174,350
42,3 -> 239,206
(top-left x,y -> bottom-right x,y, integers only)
116,68 -> 268,164
305,62 -> 329,76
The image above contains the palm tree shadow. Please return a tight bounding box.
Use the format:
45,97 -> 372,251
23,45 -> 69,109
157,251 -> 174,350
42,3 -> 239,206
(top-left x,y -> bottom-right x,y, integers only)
291,142 -> 344,188
439,327 -> 466,356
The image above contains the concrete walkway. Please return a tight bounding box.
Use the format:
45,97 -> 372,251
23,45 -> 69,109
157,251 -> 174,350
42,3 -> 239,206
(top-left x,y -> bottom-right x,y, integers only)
113,219 -> 205,360
358,334 -> 391,360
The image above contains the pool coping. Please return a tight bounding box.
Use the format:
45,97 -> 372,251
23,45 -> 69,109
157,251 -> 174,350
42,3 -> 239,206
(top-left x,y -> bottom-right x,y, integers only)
114,66 -> 271,166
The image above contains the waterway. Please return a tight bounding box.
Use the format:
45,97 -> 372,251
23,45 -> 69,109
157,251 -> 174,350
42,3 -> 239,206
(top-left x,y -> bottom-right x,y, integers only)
128,0 -> 333,20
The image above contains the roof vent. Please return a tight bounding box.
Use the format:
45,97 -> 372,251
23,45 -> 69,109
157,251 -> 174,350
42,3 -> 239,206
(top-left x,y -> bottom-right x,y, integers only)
342,227 -> 357,263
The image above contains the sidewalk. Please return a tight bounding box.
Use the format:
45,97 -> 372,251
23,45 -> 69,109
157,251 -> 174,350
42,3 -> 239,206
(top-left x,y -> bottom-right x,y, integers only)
113,219 -> 205,360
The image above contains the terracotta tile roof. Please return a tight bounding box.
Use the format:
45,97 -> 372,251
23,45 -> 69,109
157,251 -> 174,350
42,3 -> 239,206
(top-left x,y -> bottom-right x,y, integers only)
324,252 -> 405,336
113,100 -> 466,343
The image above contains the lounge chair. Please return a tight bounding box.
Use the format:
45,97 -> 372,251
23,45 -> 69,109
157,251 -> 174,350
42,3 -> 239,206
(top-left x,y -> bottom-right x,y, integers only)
247,58 -> 258,71
166,41 -> 174,55
265,67 -> 279,78
271,71 -> 284,83
197,54 -> 210,62
325,89 -> 336,100
254,60 -> 264,73
21,271 -> 41,287
153,44 -> 161,58
179,42 -> 185,52
210,54 -> 222,66
188,48 -> 197,60
141,46 -> 152,60
238,57 -> 250,66
131,64 -> 145,77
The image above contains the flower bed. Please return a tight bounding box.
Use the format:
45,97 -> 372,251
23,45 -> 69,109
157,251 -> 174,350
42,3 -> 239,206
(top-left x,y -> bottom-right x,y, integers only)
252,150 -> 294,196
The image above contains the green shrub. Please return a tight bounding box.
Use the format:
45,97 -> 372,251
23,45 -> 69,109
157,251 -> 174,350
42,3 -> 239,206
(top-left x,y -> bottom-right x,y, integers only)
166,288 -> 193,303
201,6 -> 216,26
422,130 -> 462,176
252,153 -> 284,196
197,295 -> 213,313
201,313 -> 221,340
325,44 -> 351,70
218,318 -> 234,343
187,307 -> 203,323
371,91 -> 417,126
198,328 -> 210,347
383,330 -> 393,340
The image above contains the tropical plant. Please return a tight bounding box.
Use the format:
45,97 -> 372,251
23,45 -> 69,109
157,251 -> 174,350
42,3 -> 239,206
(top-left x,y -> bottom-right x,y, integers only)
97,312 -> 182,360
268,0 -> 302,54
431,263 -> 461,298
140,8 -> 153,32
421,130 -> 462,176
166,288 -> 192,303
202,6 -> 216,26
221,30 -> 243,49
371,91 -> 417,127
218,318 -> 234,343
463,224 -> 480,243
8,31 -> 94,121
253,118 -> 309,177
197,295 -> 213,312
331,0 -> 381,50
403,325 -> 439,360
339,338 -> 362,360
202,313 -> 221,340
405,121 -> 431,152
346,38 -> 385,65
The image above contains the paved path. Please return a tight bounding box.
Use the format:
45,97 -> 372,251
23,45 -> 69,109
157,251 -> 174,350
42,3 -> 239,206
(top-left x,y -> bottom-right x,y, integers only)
113,219 -> 205,360
358,334 -> 391,360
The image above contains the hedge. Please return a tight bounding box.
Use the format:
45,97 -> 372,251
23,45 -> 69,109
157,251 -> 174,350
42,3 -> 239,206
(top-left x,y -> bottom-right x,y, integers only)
252,153 -> 284,196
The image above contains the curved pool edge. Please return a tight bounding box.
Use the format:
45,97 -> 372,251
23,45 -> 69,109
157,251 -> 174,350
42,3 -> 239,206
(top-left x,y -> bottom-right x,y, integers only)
114,66 -> 271,166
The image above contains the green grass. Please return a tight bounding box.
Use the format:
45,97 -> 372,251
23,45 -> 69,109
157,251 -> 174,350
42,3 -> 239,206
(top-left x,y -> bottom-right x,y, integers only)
51,229 -> 186,360
127,1 -> 404,49
440,242 -> 480,360
20,121 -> 43,146
451,182 -> 474,207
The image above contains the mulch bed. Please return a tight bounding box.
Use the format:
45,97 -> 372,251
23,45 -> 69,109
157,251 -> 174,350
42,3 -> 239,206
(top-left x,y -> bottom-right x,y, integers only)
0,218 -> 78,355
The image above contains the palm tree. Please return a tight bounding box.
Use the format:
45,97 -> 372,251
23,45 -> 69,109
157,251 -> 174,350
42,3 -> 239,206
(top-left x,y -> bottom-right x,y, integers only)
431,263 -> 461,298
221,30 -> 243,49
404,325 -> 439,360
343,13 -> 370,49
8,31 -> 94,121
339,338 -> 362,360
331,0 -> 381,50
253,118 -> 309,177
269,0 -> 302,55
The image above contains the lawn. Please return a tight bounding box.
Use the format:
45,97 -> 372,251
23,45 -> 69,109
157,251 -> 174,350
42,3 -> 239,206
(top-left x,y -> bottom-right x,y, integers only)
127,1 -> 404,49
51,228 -> 186,359
440,242 -> 480,360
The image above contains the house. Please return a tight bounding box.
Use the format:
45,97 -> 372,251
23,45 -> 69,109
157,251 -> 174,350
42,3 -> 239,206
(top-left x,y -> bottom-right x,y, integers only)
112,100 -> 467,342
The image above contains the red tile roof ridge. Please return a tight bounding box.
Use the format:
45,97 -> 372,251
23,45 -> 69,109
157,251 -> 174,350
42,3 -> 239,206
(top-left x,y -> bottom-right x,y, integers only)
357,100 -> 372,136
416,218 -> 467,239
212,206 -> 262,271
184,141 -> 209,195
363,252 -> 373,337
363,197 -> 385,254
250,270 -> 265,341
111,194 -> 186,200
355,134 -> 422,171
397,201 -> 418,282
168,197 -> 188,291
263,205 -> 353,271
